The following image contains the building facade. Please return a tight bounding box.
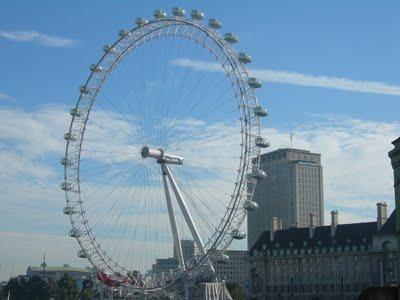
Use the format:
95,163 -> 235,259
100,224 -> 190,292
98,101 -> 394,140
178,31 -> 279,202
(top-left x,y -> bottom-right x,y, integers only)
26,265 -> 91,286
153,240 -> 199,275
389,137 -> 400,276
249,204 -> 397,299
248,148 -> 324,248
173,239 -> 200,264
151,257 -> 179,275
214,250 -> 249,289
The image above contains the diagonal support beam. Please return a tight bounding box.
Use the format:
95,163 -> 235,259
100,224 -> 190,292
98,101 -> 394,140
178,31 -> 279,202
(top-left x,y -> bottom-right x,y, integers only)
161,163 -> 185,271
164,164 -> 216,277
163,164 -> 206,256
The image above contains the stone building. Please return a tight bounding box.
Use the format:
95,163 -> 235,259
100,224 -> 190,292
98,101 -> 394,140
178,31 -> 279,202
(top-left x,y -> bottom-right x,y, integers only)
248,148 -> 324,248
173,239 -> 200,264
26,264 -> 91,286
249,203 -> 397,299
389,137 -> 400,275
151,257 -> 179,275
214,250 -> 249,289
153,240 -> 199,275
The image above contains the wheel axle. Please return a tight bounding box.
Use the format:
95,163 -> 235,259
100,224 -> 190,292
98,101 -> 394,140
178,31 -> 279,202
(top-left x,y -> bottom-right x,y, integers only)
141,146 -> 184,165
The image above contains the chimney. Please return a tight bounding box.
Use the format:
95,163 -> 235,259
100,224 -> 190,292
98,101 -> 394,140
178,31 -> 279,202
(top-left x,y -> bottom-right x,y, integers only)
376,202 -> 388,231
270,217 -> 280,242
309,213 -> 317,239
330,210 -> 339,237
277,218 -> 283,230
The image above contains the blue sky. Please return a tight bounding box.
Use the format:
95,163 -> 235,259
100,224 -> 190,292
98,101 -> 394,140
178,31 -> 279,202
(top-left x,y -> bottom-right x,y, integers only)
0,0 -> 399,280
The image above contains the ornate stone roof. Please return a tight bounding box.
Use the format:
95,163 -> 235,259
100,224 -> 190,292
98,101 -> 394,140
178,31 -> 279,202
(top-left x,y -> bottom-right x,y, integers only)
250,210 -> 395,255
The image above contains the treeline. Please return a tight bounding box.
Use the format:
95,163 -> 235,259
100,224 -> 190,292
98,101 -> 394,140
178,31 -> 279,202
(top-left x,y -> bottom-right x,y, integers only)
1,273 -> 95,300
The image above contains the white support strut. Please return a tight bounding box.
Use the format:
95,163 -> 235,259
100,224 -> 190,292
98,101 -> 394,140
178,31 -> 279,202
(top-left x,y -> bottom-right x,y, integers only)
164,164 -> 216,276
142,146 -> 215,276
160,163 -> 186,271
163,164 -> 206,256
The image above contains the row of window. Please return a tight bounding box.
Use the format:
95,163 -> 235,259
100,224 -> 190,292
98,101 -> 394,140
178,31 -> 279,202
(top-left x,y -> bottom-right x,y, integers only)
262,282 -> 370,294
253,244 -> 370,257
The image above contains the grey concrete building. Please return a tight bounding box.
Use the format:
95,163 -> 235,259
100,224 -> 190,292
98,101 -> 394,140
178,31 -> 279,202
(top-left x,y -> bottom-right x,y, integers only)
249,203 -> 397,299
153,240 -> 199,275
173,239 -> 200,264
26,264 -> 91,287
248,148 -> 324,249
151,257 -> 179,275
214,250 -> 249,289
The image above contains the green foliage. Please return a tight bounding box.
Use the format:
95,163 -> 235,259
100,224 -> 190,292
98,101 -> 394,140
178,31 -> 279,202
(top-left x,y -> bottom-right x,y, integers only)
80,289 -> 95,300
80,278 -> 95,300
3,276 -> 49,300
53,273 -> 79,300
2,273 -> 95,300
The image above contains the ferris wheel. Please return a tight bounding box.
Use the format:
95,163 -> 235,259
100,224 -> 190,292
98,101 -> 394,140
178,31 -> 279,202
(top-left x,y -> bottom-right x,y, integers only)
61,7 -> 269,292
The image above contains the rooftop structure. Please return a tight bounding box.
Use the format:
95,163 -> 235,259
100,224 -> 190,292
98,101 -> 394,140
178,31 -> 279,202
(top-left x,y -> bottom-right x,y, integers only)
249,204 -> 397,299
248,148 -> 324,249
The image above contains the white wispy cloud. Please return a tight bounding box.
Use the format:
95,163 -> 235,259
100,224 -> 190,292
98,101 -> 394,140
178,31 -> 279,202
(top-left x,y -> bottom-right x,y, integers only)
0,30 -> 77,47
0,92 -> 12,101
172,58 -> 400,96
0,104 -> 399,280
261,116 -> 400,220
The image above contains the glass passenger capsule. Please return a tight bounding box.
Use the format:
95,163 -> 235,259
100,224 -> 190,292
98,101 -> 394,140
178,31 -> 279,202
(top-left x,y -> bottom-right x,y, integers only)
248,78 -> 262,88
63,206 -> 76,215
60,182 -> 73,191
102,45 -> 117,53
69,108 -> 83,117
253,106 -> 268,117
69,229 -> 82,238
79,86 -> 90,95
77,250 -> 88,258
60,157 -> 73,166
243,200 -> 259,211
208,18 -> 222,29
190,10 -> 204,20
238,53 -> 252,64
118,29 -> 130,37
153,9 -> 167,19
64,132 -> 77,142
247,169 -> 267,180
224,33 -> 239,43
89,64 -> 103,73
231,229 -> 246,240
255,137 -> 270,148
172,7 -> 185,17
135,17 -> 148,26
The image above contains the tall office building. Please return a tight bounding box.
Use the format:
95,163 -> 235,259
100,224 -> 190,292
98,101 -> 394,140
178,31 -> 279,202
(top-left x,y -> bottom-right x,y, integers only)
248,148 -> 324,249
214,250 -> 249,289
153,240 -> 200,274
173,239 -> 200,263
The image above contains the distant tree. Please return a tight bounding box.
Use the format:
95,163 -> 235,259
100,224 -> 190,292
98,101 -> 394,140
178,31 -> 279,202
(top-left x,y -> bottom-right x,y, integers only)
47,279 -> 59,298
80,289 -> 95,300
25,276 -> 50,300
3,274 -> 90,300
79,278 -> 95,300
3,276 -> 49,300
3,278 -> 27,300
53,273 -> 79,300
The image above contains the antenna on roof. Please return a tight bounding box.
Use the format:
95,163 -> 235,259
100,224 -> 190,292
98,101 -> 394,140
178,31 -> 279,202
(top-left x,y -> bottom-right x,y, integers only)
40,251 -> 47,280
290,132 -> 293,148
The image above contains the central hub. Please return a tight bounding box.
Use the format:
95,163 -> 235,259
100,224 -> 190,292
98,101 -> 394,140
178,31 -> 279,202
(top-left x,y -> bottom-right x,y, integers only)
141,146 -> 184,165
